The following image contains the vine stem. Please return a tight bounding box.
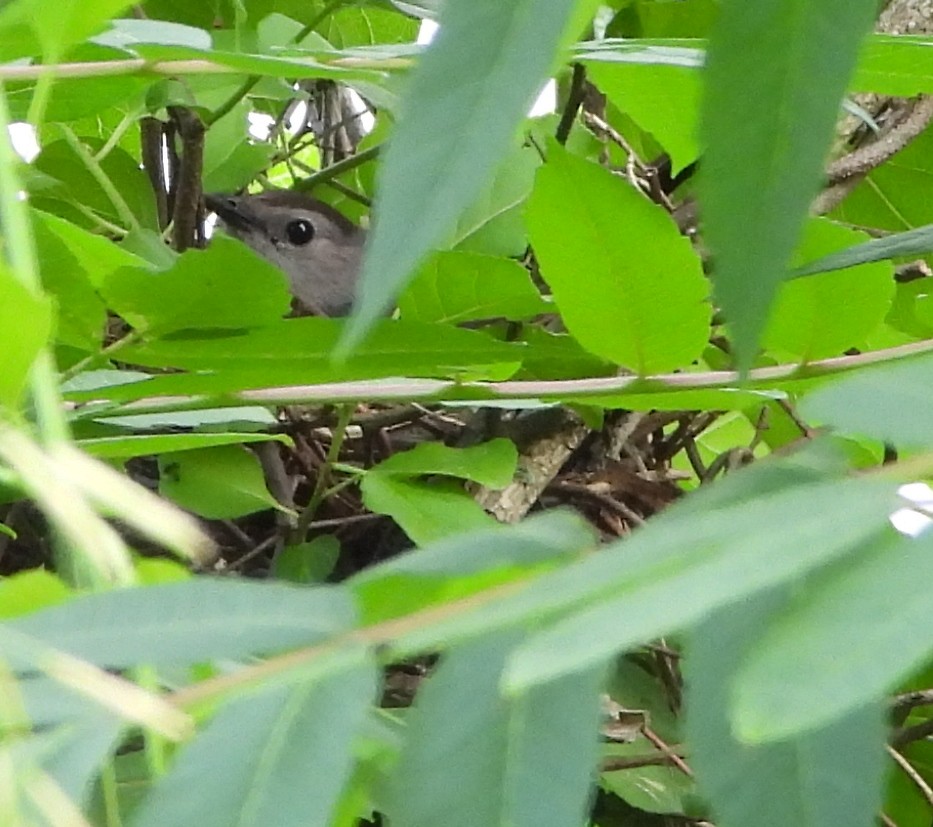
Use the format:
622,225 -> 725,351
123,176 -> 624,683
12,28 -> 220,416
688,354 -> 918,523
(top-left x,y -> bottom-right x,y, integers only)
71,336 -> 933,420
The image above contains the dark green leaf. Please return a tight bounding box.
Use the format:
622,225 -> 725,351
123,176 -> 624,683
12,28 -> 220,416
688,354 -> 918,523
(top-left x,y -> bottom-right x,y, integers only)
386,631 -> 604,827
685,594 -> 885,827
801,353 -> 933,447
370,439 -> 517,487
8,579 -> 357,667
700,0 -> 877,370
131,654 -> 377,827
735,530 -> 933,740
341,0 -> 591,349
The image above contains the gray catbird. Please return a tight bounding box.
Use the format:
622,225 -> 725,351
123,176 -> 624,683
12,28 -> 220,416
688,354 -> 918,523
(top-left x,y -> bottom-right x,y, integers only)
205,190 -> 365,317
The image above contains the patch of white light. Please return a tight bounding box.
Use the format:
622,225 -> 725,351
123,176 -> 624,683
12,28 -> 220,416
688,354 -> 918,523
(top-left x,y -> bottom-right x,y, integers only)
891,482 -> 933,537
417,19 -> 556,117
8,122 -> 39,161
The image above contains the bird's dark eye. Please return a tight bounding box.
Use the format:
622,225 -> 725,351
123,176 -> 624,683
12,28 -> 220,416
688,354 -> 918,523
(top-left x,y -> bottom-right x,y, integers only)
285,219 -> 315,245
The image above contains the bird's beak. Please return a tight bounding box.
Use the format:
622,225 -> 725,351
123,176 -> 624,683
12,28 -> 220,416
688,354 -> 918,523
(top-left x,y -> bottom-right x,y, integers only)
204,193 -> 263,233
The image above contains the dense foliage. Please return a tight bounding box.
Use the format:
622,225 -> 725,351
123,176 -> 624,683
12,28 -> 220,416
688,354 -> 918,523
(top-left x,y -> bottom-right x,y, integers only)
0,1 -> 932,826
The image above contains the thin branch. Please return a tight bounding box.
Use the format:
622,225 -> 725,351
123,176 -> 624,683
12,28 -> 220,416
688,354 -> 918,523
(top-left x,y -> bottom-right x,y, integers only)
292,144 -> 380,191
72,336 -> 933,420
555,63 -> 586,145
887,745 -> 933,807
814,95 -> 933,215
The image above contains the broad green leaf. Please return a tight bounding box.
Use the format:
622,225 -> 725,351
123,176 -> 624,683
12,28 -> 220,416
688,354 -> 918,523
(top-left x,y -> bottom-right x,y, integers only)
0,570 -> 71,619
202,103 -> 276,193
855,34 -> 933,97
273,536 -> 341,584
361,475 -> 495,545
369,439 -> 518,488
31,139 -> 158,231
700,0 -> 877,370
685,594 -> 885,827
341,0 -> 591,350
386,631 -> 604,827
763,219 -> 894,361
7,579 -> 357,667
131,653 -> 377,827
587,63 -> 701,173
601,742 -> 695,815
399,252 -> 550,324
349,511 -> 594,624
32,210 -> 115,348
0,0 -> 135,60
734,530 -> 933,741
526,142 -> 709,373
801,354 -> 933,447
159,445 -> 286,519
115,317 -> 524,381
607,0 -> 719,37
829,119 -> 933,233
102,236 -> 292,334
450,142 -> 542,257
0,261 -> 53,405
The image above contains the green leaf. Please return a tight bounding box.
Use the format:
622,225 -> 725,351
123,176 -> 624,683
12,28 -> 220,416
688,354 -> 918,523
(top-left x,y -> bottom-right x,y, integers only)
131,653 -> 377,827
792,223 -> 933,279
450,141 -> 542,257
586,62 -> 701,173
762,219 -> 894,360
399,252 -> 550,324
487,477 -> 899,691
349,511 -> 594,624
159,445 -> 286,519
370,439 -> 518,488
8,579 -> 357,668
700,0 -> 877,370
828,120 -> 933,233
115,317 -> 524,382
31,139 -> 158,231
855,34 -> 933,97
386,631 -> 604,827
341,0 -> 591,350
361,475 -> 495,545
685,594 -> 886,827
601,742 -> 695,815
273,536 -> 341,584
0,260 -> 53,406
0,570 -> 72,619
801,353 -> 933,448
102,236 -> 292,335
0,0 -> 135,60
734,530 -> 933,741
526,142 -> 709,373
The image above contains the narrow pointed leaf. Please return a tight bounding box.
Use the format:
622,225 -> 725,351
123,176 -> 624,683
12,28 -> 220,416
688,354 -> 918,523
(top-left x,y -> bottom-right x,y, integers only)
339,0 -> 590,352
700,0 -> 877,370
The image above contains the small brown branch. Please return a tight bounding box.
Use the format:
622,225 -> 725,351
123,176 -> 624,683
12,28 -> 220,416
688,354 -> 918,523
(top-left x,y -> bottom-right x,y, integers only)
555,63 -> 587,145
890,717 -> 933,749
139,116 -> 168,229
601,749 -> 688,773
814,95 -> 933,215
167,106 -> 205,252
887,745 -> 933,807
642,725 -> 693,778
